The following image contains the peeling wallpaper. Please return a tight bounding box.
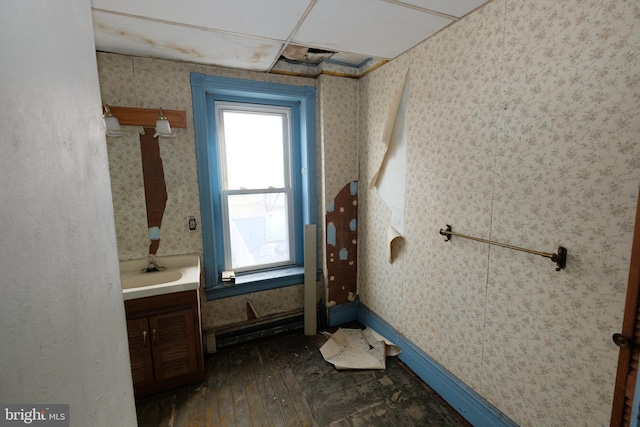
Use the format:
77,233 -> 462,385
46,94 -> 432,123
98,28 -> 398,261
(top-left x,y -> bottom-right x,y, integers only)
359,1 -> 640,426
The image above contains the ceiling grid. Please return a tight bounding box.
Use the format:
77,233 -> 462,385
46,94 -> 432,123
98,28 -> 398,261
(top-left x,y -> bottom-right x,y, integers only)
91,0 -> 489,77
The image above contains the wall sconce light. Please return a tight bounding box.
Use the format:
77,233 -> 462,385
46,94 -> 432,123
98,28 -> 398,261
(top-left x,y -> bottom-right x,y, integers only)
103,104 -> 126,137
100,105 -> 186,136
153,109 -> 176,138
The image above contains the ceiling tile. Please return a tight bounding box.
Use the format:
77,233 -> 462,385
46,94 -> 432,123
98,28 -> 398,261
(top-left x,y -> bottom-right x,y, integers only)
91,0 -> 312,41
93,11 -> 282,71
399,0 -> 488,19
329,52 -> 373,67
292,0 -> 453,58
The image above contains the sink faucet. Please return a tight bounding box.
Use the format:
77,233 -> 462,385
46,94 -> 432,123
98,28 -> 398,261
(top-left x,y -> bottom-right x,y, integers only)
144,254 -> 165,272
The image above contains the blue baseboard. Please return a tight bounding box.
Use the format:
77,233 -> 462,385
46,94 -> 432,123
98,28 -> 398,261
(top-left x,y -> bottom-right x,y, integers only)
357,304 -> 518,427
327,300 -> 359,326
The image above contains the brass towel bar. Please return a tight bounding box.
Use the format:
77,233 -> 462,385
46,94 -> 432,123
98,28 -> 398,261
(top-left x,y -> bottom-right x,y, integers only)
439,225 -> 567,271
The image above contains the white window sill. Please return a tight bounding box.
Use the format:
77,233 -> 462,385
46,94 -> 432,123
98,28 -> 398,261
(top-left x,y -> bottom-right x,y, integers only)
205,266 -> 304,300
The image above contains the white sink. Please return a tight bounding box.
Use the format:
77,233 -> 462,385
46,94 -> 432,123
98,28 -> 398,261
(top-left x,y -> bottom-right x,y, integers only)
119,254 -> 200,300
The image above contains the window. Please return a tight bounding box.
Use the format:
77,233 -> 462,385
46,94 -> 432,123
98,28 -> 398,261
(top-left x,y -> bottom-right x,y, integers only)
216,102 -> 294,271
190,73 -> 317,300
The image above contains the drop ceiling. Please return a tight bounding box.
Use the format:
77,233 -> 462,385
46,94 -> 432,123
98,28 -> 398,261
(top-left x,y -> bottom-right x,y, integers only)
91,0 -> 489,77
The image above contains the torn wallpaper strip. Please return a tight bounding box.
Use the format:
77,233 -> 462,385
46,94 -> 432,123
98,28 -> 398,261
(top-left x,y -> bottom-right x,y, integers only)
319,327 -> 401,370
368,70 -> 410,263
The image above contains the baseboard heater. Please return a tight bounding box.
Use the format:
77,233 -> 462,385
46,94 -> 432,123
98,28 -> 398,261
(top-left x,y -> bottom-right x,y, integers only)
205,309 -> 304,353
204,301 -> 327,353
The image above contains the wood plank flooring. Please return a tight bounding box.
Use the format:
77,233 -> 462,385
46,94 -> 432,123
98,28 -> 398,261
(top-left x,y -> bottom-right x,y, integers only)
135,330 -> 470,426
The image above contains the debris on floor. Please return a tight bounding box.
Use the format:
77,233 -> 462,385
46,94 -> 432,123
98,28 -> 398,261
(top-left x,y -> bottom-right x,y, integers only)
319,327 -> 401,370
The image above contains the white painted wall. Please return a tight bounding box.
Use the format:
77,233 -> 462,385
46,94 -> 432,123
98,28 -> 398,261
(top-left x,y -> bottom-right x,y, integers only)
0,1 -> 138,426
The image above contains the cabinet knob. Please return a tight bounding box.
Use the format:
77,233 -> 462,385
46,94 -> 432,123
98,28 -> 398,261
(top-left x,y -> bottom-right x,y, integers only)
143,330 -> 147,348
153,329 -> 157,345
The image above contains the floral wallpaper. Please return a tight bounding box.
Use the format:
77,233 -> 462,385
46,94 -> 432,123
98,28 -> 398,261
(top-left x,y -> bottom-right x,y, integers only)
318,75 -> 359,207
317,75 -> 360,299
359,0 -> 640,426
201,285 -> 305,330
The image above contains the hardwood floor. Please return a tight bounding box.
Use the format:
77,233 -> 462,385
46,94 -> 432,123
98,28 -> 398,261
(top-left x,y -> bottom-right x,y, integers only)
135,329 -> 470,426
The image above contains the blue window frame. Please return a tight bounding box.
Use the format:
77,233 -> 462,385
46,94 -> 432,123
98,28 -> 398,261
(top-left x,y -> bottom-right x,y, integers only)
190,72 -> 317,300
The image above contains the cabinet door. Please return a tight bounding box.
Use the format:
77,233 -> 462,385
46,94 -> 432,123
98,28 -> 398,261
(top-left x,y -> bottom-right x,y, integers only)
126,317 -> 154,388
149,308 -> 198,382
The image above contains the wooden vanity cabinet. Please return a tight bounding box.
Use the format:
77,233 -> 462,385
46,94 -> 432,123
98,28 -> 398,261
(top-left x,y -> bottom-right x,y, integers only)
124,290 -> 204,397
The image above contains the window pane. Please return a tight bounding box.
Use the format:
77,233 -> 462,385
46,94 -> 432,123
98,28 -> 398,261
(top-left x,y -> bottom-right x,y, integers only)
226,192 -> 291,270
222,111 -> 286,190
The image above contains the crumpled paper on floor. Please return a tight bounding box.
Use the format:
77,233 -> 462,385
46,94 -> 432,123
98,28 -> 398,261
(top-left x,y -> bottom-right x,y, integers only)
319,327 -> 402,370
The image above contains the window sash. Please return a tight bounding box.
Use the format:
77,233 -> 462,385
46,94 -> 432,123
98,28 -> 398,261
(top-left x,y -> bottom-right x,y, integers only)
216,102 -> 292,191
221,188 -> 295,272
215,102 -> 295,273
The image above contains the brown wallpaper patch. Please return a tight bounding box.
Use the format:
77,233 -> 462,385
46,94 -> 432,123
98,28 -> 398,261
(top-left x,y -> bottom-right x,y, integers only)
326,181 -> 358,305
140,127 -> 167,255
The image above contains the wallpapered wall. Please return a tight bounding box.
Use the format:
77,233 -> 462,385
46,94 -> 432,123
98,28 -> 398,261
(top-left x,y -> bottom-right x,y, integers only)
98,54 -> 360,329
358,1 -> 640,426
97,53 -> 328,330
318,75 -> 359,208
318,75 -> 360,304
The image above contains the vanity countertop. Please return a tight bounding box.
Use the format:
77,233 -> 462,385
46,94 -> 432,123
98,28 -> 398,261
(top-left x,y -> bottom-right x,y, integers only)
119,254 -> 200,300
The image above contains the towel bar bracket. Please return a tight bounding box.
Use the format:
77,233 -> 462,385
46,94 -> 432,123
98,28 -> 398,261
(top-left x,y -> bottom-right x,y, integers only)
551,246 -> 567,271
439,225 -> 567,271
